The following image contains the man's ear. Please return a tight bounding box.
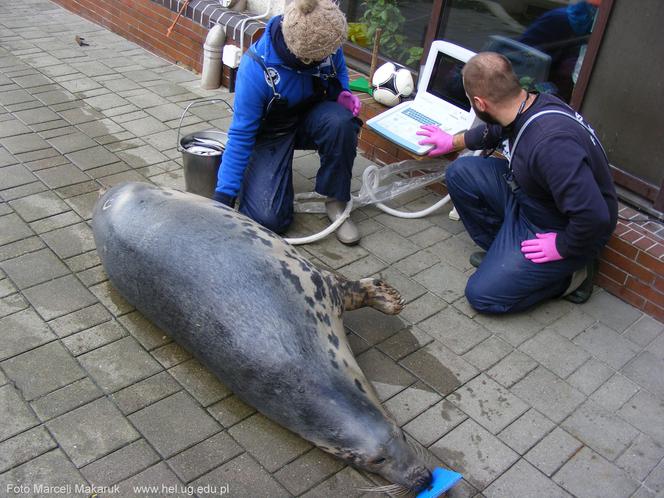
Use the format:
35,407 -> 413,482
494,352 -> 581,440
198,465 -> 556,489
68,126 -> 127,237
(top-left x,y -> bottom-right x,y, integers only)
473,96 -> 487,112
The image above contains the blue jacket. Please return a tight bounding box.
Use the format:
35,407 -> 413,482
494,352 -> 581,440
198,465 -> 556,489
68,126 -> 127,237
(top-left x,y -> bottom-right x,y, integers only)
216,16 -> 350,197
464,93 -> 618,259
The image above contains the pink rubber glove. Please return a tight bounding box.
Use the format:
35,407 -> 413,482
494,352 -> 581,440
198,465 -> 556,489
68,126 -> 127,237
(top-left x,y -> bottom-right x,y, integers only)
337,90 -> 361,117
521,232 -> 564,263
416,125 -> 454,157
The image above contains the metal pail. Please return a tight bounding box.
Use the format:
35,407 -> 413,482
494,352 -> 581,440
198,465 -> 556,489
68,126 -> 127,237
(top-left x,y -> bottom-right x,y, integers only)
179,130 -> 226,198
176,98 -> 234,198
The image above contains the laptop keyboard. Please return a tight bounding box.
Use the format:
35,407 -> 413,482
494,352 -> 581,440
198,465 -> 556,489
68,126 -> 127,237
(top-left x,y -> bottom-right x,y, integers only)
402,107 -> 440,126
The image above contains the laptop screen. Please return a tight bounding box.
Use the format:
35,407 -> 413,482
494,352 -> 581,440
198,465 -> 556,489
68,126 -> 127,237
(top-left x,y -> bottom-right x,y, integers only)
426,52 -> 471,112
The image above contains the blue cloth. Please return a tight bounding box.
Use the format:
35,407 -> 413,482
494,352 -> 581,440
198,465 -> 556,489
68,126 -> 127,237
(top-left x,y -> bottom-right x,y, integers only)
446,156 -> 589,314
238,101 -> 359,234
216,16 -> 350,199
463,93 -> 617,259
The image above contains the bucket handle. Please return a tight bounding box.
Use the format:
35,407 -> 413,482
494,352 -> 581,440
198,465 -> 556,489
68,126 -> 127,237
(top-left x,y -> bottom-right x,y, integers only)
177,98 -> 234,152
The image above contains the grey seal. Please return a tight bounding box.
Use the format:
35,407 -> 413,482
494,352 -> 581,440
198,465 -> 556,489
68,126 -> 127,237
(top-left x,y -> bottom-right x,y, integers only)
92,182 -> 432,493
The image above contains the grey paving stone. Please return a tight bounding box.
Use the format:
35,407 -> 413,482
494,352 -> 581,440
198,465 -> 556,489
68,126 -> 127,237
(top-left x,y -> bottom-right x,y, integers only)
30,377 -> 102,422
383,381 -> 442,426
1,340 -> 85,401
0,292 -> 29,318
573,322 -> 641,369
0,384 -> 39,441
345,307 -> 408,345
0,214 -> 33,247
0,88 -> 33,105
305,236 -> 369,270
487,350 -> 538,388
566,358 -> 614,395
48,303 -> 112,338
403,399 -> 467,447
14,106 -> 60,125
9,190 -> 70,222
151,342 -> 192,369
65,145 -> 118,170
229,413 -> 312,472
169,359 -> 231,407
372,266 -> 428,304
0,164 -> 36,190
30,211 -> 83,235
46,132 -> 98,154
116,461 -> 187,497
413,262 -> 468,304
622,351 -> 664,399
498,408 -> 555,455
644,459 -> 664,494
80,438 -> 159,488
0,247 -> 69,289
46,397 -> 139,467
376,325 -> 434,361
519,329 -> 590,378
0,148 -> 18,168
0,426 -> 56,473
62,320 -> 126,356
0,118 -> 31,137
356,348 -> 416,401
475,312 -> 545,347
274,447 -> 346,496
168,432 -> 243,483
394,249 -> 440,277
0,308 -> 55,361
83,93 -> 129,112
63,190 -> 99,219
562,400 -> 639,460
115,144 -> 168,167
120,115 -> 169,136
617,391 -> 664,445
462,336 -> 513,371
110,371 -> 181,415
525,427 -> 583,477
409,225 -> 453,248
193,453 -> 290,498
419,307 -> 491,355
0,449 -> 87,495
649,333 -> 664,359
58,106 -> 106,125
118,311 -> 170,350
449,374 -> 529,434
623,315 -> 664,347
484,459 -> 571,498
23,274 -> 96,321
401,341 -> 479,396
511,367 -> 585,423
0,132 -> 49,154
129,391 -> 220,458
41,222 -> 95,259
616,433 -> 664,482
0,181 -> 48,203
430,418 -> 519,490
590,373 -> 640,411
581,290 -> 644,332
13,73 -> 54,89
553,447 -> 639,498
207,395 -> 256,428
89,280 -> 134,317
35,89 -> 78,106
65,250 -> 101,273
79,336 -> 162,393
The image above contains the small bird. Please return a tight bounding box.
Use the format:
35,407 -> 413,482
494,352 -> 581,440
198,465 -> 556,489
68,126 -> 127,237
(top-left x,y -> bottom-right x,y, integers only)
74,35 -> 89,47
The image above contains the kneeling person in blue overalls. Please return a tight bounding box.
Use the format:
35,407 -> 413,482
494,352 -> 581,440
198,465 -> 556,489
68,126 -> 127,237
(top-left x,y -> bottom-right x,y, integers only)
416,52 -> 618,313
213,0 -> 362,244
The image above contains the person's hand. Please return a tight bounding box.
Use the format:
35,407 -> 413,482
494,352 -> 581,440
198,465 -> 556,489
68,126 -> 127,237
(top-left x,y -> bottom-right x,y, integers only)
337,90 -> 361,117
212,191 -> 236,208
521,232 -> 563,263
416,125 -> 454,157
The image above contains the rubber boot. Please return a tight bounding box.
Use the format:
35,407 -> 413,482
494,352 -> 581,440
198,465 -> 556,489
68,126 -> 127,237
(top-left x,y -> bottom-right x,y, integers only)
326,200 -> 360,245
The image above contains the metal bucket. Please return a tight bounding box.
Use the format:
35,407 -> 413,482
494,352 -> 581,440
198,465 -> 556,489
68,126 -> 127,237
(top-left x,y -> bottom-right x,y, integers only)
177,98 -> 233,198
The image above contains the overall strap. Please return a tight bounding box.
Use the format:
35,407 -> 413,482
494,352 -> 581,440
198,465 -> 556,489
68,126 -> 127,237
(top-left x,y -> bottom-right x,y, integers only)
509,109 -> 609,170
246,49 -> 280,98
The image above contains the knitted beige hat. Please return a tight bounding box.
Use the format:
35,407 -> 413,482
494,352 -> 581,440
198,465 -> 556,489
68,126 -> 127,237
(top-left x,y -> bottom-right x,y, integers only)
282,0 -> 348,62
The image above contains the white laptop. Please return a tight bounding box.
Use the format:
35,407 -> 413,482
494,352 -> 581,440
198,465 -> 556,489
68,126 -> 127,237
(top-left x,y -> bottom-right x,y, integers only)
367,41 -> 476,155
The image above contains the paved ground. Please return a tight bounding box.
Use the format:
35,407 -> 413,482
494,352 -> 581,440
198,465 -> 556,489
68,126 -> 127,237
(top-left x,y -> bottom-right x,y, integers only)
1,1 -> 664,497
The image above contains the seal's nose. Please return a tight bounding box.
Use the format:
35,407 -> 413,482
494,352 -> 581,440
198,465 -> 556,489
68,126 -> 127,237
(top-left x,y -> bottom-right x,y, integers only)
411,466 -> 433,493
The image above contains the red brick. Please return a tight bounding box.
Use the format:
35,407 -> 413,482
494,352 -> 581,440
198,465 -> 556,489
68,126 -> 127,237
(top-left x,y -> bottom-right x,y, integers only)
636,251 -> 664,277
644,301 -> 664,324
606,234 -> 639,259
634,236 -> 657,252
597,274 -> 646,309
598,260 -> 628,285
647,242 -> 664,260
622,230 -> 644,245
601,246 -> 656,284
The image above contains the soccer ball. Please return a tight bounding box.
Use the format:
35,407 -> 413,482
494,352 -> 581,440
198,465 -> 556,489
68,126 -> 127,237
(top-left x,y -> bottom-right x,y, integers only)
371,62 -> 414,107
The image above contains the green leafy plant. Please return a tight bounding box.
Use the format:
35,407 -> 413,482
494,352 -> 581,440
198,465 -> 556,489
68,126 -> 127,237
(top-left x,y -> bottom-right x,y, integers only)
361,0 -> 407,60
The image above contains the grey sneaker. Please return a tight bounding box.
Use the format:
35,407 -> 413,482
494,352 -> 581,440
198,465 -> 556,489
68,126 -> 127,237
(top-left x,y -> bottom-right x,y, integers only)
469,251 -> 486,268
326,200 -> 360,245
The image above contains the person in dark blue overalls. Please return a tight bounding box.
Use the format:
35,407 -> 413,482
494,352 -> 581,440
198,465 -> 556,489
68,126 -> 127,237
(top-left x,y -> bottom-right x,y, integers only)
416,52 -> 617,314
213,0 -> 362,244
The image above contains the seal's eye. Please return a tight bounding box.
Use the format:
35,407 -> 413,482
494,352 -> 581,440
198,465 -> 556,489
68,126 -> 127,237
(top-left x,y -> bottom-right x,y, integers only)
372,457 -> 386,465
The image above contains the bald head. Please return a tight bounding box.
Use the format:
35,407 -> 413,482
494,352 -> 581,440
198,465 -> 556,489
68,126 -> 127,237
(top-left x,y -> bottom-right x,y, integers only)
462,52 -> 521,103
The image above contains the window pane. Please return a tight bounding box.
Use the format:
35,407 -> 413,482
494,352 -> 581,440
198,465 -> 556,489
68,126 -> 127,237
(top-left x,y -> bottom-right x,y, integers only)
438,0 -> 599,102
339,0 -> 433,68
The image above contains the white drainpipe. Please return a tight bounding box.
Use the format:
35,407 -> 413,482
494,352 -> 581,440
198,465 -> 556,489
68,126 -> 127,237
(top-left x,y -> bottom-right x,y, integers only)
201,23 -> 226,89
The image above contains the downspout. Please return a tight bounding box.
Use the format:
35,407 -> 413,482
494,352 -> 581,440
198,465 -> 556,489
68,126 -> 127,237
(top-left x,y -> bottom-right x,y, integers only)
201,23 -> 226,89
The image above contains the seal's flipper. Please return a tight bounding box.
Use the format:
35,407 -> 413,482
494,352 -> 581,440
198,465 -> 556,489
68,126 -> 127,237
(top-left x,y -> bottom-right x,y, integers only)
335,277 -> 405,315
